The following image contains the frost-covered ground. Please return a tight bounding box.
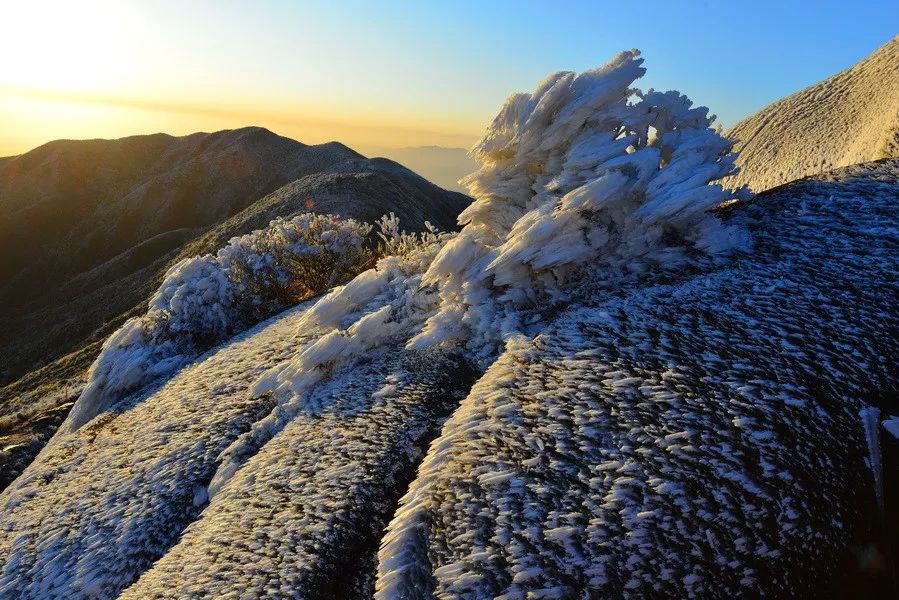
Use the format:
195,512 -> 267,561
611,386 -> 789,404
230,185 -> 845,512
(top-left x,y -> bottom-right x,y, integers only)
377,160 -> 899,599
728,36 -> 898,192
0,303 -> 320,597
0,50 -> 897,599
122,346 -> 473,598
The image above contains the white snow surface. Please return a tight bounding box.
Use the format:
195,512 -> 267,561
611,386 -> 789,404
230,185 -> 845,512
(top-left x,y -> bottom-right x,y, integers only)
728,36 -> 899,192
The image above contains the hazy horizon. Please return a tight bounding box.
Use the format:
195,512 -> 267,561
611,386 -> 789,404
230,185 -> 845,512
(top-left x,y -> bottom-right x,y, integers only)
1,0 -> 896,158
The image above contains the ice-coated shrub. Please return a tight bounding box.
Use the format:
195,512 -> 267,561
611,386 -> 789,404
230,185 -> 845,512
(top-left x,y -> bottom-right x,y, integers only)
250,49 -> 752,426
151,213 -> 372,347
59,213 -> 373,434
407,49 -> 751,364
374,213 -> 445,260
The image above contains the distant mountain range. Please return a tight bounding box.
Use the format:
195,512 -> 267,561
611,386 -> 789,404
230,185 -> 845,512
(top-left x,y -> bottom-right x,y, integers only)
369,145 -> 477,193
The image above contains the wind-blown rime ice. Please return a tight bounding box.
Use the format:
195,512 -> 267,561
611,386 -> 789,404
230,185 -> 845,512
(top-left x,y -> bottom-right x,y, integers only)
259,49 -> 749,411
222,49 -> 750,499
57,213 -> 371,435
408,49 -> 750,365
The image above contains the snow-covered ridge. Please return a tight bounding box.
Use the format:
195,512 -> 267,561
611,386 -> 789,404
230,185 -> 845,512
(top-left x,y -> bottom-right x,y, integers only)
728,36 -> 899,192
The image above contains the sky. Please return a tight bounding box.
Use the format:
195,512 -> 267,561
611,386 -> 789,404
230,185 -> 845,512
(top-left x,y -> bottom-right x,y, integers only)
0,0 -> 896,158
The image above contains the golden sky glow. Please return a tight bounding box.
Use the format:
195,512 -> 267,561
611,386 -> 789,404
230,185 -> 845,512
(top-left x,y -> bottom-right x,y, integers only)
0,86 -> 481,157
1,0 -> 894,159
0,1 -> 485,157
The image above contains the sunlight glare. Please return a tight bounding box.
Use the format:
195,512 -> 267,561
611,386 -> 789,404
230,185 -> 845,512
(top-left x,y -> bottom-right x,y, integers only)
0,0 -> 140,94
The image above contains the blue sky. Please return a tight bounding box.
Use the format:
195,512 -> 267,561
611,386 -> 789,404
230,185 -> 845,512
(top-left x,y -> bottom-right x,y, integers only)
1,0 -> 895,154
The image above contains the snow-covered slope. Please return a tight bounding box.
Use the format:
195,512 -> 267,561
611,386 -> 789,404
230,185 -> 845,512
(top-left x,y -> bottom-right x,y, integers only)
0,302 -> 325,598
1,161 -> 894,599
121,346 -> 473,598
0,50 -> 897,599
728,37 -> 899,192
378,160 -> 899,599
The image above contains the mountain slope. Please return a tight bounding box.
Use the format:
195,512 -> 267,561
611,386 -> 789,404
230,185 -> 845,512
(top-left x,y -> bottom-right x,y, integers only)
377,160 -> 899,599
0,127 -> 360,302
0,129 -> 470,385
0,128 -> 470,387
728,36 -> 899,192
0,127 -> 353,384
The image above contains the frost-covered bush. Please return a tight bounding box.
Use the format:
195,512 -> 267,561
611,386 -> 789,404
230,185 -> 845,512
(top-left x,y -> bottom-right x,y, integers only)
408,49 -> 751,364
151,213 -> 373,348
59,213 -> 373,434
374,213 -> 445,259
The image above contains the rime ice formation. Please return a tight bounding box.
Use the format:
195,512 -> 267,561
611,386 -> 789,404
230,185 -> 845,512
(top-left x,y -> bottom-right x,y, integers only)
409,50 -> 750,365
121,346 -> 473,599
211,49 -> 750,501
57,214 -> 371,436
0,52 -> 897,599
728,36 -> 899,192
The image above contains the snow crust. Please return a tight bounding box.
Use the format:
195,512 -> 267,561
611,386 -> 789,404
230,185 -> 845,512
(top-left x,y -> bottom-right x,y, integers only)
122,346 -> 472,598
0,302 -> 323,598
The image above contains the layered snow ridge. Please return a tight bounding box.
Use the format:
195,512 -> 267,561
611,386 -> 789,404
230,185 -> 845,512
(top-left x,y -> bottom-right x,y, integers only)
728,36 -> 899,192
0,51 -> 897,600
